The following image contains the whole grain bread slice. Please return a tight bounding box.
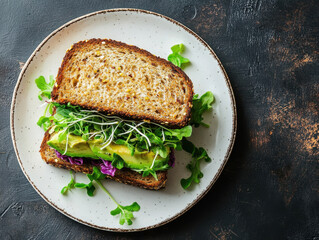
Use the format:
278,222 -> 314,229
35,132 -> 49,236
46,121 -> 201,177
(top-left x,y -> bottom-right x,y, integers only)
40,131 -> 167,190
51,38 -> 194,128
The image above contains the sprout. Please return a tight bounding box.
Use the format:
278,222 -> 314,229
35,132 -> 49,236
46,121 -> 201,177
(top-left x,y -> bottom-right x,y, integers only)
150,151 -> 158,169
51,105 -> 178,156
100,121 -> 122,150
117,122 -> 145,136
124,123 -> 151,147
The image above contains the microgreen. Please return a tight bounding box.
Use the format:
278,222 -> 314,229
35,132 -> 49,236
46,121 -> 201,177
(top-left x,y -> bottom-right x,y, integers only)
61,171 -> 75,194
110,202 -> 140,225
35,75 -> 55,100
142,168 -> 158,180
88,167 -> 140,225
37,101 -> 54,131
61,167 -> 140,225
180,139 -> 211,189
37,116 -> 52,131
164,125 -> 192,140
152,145 -> 168,158
190,91 -> 215,128
74,182 -> 96,196
167,43 -> 190,68
111,153 -> 125,169
135,160 -> 170,181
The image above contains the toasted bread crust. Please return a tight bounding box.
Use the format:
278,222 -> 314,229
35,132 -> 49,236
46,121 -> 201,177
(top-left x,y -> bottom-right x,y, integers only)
51,38 -> 194,128
40,131 -> 167,190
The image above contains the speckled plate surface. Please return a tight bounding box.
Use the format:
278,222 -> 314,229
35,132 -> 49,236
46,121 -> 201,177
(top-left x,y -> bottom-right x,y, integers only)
10,9 -> 236,232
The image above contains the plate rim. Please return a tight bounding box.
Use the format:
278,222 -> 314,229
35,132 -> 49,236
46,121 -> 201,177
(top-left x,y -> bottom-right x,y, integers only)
10,8 -> 237,232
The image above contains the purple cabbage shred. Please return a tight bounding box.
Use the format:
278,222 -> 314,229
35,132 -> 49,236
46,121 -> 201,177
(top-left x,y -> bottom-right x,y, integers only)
168,149 -> 175,167
54,150 -> 116,176
54,150 -> 83,165
100,159 -> 116,176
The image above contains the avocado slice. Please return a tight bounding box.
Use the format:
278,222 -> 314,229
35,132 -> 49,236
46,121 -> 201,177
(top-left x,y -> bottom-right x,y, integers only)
88,140 -> 170,169
47,132 -> 99,159
47,132 -> 170,169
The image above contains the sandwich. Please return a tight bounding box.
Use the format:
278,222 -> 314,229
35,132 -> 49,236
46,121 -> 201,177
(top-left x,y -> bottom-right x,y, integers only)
38,39 -> 195,190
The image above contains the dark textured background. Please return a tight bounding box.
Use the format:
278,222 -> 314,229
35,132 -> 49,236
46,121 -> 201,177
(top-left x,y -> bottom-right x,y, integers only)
1,0 -> 318,239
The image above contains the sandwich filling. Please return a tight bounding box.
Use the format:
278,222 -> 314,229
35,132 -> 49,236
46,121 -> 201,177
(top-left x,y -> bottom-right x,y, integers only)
47,131 -> 171,175
40,102 -> 192,180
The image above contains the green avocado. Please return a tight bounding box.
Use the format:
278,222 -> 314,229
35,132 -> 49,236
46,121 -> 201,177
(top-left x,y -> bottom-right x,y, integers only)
47,132 -> 170,169
88,140 -> 169,169
47,132 -> 99,159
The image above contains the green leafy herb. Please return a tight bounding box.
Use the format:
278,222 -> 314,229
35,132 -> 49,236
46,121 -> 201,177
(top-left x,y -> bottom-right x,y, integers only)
70,168 -> 104,197
35,75 -> 55,100
87,166 -> 106,181
111,153 -> 125,169
152,145 -> 169,158
37,101 -> 54,130
61,171 -> 75,194
110,202 -> 140,225
37,116 -> 52,131
190,91 -> 215,128
142,168 -> 158,180
74,182 -> 96,196
88,167 -> 140,225
167,43 -> 190,68
60,167 -> 140,225
165,125 -> 192,140
180,139 -> 211,190
135,162 -> 170,181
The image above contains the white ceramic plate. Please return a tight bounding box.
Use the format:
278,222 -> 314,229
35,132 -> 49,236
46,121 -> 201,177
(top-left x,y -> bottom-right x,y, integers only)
11,9 -> 236,232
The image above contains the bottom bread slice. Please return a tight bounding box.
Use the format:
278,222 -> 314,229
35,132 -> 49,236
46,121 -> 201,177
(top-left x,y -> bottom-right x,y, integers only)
40,131 -> 167,190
